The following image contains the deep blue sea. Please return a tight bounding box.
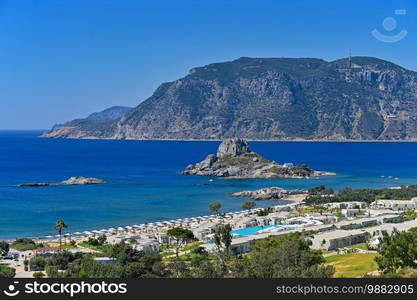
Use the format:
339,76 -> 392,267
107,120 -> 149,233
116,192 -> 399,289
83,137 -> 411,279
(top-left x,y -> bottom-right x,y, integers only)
1,130 -> 417,239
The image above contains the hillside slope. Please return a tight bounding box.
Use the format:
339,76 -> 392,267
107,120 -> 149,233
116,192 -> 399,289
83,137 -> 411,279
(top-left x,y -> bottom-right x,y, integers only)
43,57 -> 417,140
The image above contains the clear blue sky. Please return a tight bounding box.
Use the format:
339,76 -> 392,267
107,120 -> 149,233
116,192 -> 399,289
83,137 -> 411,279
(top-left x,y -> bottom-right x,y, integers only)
1,0 -> 416,129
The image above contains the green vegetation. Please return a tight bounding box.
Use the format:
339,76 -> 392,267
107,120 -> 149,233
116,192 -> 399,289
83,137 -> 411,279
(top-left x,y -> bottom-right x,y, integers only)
241,201 -> 256,211
400,210 -> 417,221
33,272 -> 45,278
0,265 -> 16,278
208,202 -> 221,214
375,228 -> 417,274
181,242 -> 204,253
28,251 -> 82,271
325,253 -> 378,277
78,242 -> 106,252
21,230 -> 337,278
86,235 -> 107,247
54,220 -> 68,249
166,227 -> 195,260
257,207 -> 274,216
75,235 -> 107,252
305,184 -> 417,205
308,185 -> 334,196
0,241 -> 9,255
11,238 -> 46,251
218,153 -> 260,165
232,233 -> 334,278
340,223 -> 371,230
346,243 -> 369,250
267,164 -> 313,177
43,244 -> 166,278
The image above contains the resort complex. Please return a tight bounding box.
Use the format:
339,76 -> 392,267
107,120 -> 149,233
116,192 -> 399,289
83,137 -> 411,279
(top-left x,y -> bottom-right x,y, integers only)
2,184 -> 417,278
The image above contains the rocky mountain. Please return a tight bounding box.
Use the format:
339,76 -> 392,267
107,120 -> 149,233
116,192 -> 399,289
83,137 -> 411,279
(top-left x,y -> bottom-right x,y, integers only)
182,138 -> 334,178
85,106 -> 133,121
43,56 -> 417,140
43,106 -> 132,138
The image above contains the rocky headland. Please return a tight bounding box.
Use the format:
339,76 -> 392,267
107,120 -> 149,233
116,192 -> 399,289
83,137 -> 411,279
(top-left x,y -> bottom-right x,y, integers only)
19,176 -> 106,187
182,138 -> 335,179
232,187 -> 307,200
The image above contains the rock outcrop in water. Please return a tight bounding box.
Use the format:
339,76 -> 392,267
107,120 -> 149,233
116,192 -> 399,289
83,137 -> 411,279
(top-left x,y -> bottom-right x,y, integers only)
232,187 -> 306,200
182,138 -> 334,179
20,176 -> 106,187
42,56 -> 417,141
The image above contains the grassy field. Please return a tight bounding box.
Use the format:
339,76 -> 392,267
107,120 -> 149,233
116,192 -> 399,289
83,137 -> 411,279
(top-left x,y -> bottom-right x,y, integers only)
346,243 -> 368,250
325,253 -> 378,277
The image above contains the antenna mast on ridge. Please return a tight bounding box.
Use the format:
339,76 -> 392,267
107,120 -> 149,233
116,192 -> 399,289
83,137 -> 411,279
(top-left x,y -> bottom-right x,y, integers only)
346,49 -> 352,82
349,48 -> 352,67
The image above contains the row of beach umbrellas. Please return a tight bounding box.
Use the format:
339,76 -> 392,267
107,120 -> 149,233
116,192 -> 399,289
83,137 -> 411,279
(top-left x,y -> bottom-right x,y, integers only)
39,208 -> 271,240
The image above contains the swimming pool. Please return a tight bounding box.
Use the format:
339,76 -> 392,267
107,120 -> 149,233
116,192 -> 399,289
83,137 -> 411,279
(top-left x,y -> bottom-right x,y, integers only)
231,225 -> 299,238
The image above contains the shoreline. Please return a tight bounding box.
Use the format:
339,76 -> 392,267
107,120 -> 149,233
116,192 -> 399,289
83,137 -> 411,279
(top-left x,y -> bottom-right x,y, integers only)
32,131 -> 417,143
2,199 -> 301,243
38,135 -> 417,143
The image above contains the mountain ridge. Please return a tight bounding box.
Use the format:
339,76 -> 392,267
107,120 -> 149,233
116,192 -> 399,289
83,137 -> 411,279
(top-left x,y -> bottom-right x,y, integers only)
42,56 -> 417,141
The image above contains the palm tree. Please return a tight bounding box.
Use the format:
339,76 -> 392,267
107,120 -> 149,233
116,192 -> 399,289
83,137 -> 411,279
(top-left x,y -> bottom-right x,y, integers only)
54,220 -> 68,249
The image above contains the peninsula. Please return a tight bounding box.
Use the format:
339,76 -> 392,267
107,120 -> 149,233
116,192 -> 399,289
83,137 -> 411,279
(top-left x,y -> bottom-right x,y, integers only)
182,138 -> 335,179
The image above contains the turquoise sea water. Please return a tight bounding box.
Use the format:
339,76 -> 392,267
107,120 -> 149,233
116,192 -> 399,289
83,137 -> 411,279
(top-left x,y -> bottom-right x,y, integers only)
1,130 -> 417,239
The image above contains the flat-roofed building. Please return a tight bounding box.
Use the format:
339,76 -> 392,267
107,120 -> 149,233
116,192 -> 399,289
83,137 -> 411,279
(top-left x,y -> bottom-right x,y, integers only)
370,199 -> 417,211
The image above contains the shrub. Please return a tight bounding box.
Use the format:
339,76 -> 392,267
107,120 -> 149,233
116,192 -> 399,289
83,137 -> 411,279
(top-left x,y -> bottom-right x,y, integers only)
33,272 -> 45,278
0,265 -> 16,278
11,238 -> 37,251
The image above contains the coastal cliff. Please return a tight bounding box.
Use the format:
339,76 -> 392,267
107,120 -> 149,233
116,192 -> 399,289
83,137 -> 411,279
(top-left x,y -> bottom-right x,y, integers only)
43,56 -> 417,141
182,138 -> 334,179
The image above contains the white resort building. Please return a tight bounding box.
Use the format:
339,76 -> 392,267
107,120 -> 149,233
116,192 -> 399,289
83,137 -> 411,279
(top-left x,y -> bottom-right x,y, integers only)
370,199 -> 417,210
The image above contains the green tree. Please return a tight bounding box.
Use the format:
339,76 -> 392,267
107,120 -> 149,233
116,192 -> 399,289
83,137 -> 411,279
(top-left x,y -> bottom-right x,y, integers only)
209,202 -> 222,215
213,224 -> 233,275
33,272 -> 45,278
0,241 -> 9,256
54,220 -> 68,249
230,233 -> 334,278
375,228 -> 417,274
105,242 -> 143,265
0,266 -> 16,278
166,227 -> 195,259
241,201 -> 256,211
11,238 -> 37,251
214,224 -> 232,255
45,265 -> 60,278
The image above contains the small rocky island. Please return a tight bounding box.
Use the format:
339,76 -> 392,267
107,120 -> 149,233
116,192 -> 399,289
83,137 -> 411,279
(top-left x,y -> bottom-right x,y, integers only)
232,187 -> 306,200
182,138 -> 335,179
19,176 -> 106,187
